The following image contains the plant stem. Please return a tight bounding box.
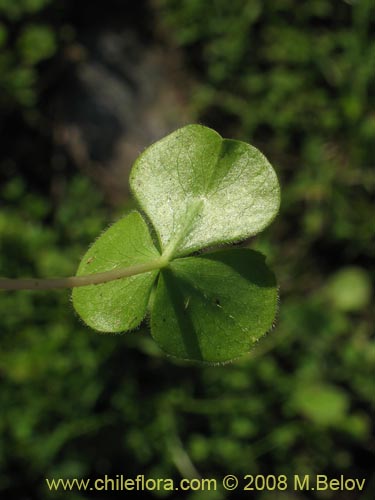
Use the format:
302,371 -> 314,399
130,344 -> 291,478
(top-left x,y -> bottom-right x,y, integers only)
0,256 -> 168,291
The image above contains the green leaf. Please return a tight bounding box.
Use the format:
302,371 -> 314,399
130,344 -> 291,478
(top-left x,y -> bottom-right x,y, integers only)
130,124 -> 280,258
151,249 -> 277,363
68,125 -> 280,362
72,212 -> 160,332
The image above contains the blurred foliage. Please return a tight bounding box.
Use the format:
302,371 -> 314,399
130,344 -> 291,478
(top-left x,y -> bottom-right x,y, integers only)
0,0 -> 57,108
0,0 -> 374,499
157,0 -> 374,151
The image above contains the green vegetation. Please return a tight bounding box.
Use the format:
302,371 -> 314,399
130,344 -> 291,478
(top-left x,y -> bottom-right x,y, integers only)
0,0 -> 56,108
0,0 -> 373,498
74,125 -> 279,362
2,125 -> 280,363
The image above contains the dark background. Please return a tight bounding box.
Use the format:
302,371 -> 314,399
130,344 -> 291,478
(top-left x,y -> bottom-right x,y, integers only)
0,1 -> 373,499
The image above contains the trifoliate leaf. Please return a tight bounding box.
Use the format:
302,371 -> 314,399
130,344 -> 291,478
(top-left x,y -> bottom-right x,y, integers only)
69,125 -> 280,362
130,124 -> 280,258
72,212 -> 160,332
151,249 -> 277,362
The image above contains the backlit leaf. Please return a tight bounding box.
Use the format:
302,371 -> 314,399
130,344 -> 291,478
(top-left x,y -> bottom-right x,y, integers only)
130,124 -> 280,257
